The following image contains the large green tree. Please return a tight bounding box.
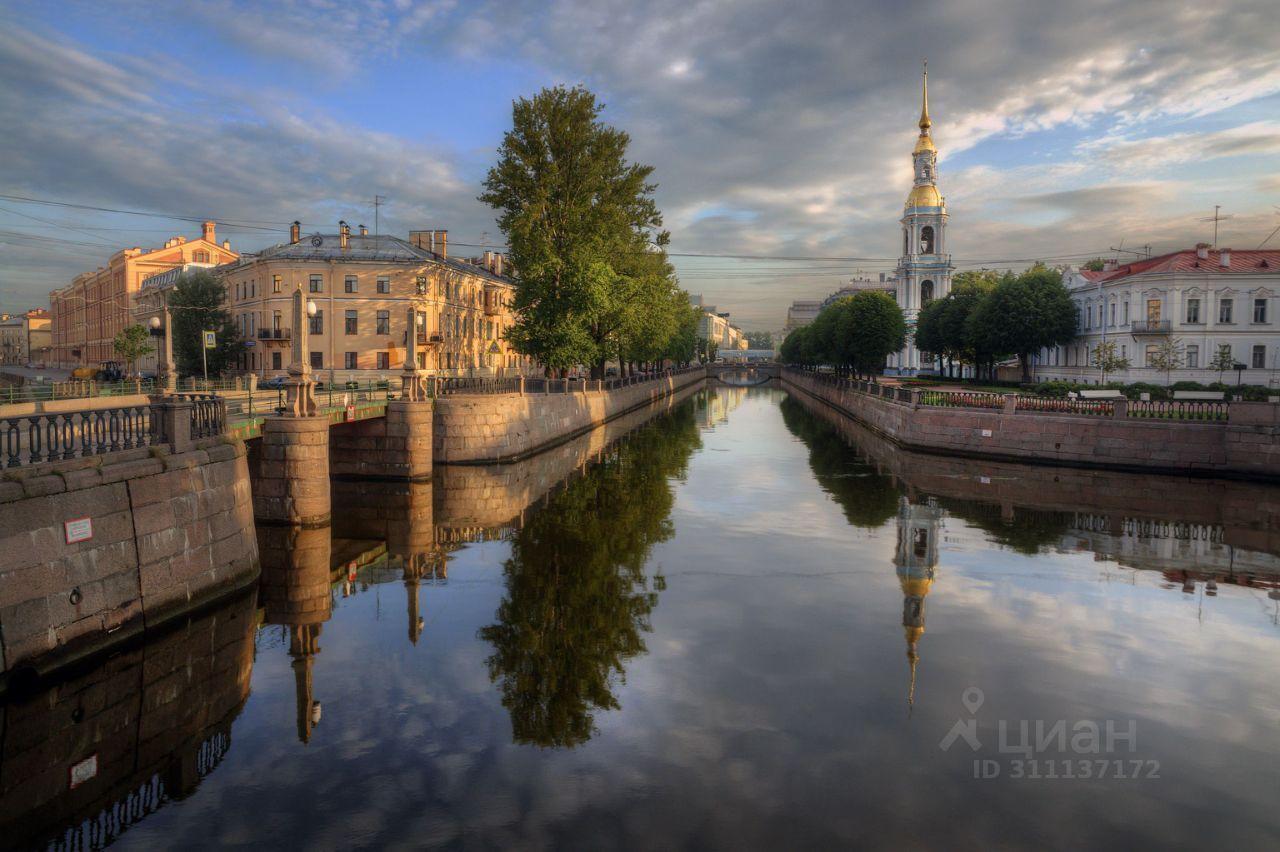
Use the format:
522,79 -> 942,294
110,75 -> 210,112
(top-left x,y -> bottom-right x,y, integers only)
744,330 -> 774,350
480,85 -> 676,378
168,270 -> 242,378
967,265 -> 1077,382
112,324 -> 154,376
837,291 -> 907,378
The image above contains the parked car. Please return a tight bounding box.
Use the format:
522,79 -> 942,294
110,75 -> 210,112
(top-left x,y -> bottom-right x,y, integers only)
259,375 -> 290,390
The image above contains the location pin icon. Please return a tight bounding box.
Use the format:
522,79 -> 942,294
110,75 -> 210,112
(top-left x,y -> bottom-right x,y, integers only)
961,687 -> 984,715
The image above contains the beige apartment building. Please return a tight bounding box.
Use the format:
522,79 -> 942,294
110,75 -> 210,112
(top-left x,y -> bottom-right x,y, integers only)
0,309 -> 51,367
215,223 -> 533,379
49,222 -> 239,369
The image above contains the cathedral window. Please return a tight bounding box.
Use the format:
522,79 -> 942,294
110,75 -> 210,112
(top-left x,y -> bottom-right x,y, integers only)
920,226 -> 935,254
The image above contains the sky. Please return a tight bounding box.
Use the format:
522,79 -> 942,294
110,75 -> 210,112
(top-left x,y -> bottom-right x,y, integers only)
1,0 -> 1279,330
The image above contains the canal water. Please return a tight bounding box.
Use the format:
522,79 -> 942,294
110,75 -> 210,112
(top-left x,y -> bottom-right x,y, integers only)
4,384 -> 1279,849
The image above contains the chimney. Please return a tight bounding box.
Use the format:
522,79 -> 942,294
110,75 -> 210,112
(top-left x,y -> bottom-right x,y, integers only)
290,221 -> 301,244
1219,248 -> 1231,268
1195,242 -> 1210,260
339,220 -> 349,249
434,229 -> 447,259
483,250 -> 494,270
201,220 -> 216,243
1103,259 -> 1117,272
222,239 -> 231,250
359,224 -> 368,236
493,253 -> 504,276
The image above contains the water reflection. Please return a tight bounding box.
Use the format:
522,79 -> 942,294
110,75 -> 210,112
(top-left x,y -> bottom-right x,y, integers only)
895,496 -> 943,713
0,590 -> 256,850
479,399 -> 702,747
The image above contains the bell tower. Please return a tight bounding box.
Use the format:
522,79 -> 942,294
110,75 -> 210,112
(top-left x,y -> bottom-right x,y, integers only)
889,61 -> 954,376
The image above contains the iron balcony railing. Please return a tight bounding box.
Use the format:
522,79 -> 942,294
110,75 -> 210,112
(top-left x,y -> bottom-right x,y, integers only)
1130,320 -> 1172,334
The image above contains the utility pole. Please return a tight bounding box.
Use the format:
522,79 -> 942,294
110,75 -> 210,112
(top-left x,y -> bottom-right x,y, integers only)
373,195 -> 386,238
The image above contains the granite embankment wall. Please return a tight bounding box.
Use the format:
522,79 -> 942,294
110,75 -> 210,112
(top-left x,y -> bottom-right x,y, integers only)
0,438 -> 259,684
787,387 -> 1280,558
433,367 -> 706,464
783,368 -> 1280,480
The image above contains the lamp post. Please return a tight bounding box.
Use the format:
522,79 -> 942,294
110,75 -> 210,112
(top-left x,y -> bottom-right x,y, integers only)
284,286 -> 320,416
148,308 -> 176,393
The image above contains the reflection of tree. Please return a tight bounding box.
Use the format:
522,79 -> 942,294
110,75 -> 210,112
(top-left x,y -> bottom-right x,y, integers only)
480,403 -> 702,748
779,396 -> 900,528
932,499 -> 1074,555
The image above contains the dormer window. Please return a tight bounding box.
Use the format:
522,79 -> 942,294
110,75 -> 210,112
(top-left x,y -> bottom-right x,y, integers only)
192,249 -> 210,263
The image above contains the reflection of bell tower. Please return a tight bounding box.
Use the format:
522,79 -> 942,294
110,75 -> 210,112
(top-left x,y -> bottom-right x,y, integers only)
402,551 -> 446,645
259,525 -> 333,744
893,496 -> 943,712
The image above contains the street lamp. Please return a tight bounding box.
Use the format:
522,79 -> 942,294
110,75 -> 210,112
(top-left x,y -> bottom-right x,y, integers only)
306,300 -> 318,318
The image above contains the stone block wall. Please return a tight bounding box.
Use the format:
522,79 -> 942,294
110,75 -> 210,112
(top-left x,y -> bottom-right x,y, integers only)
433,368 -> 706,464
330,400 -> 433,480
783,368 -> 1279,480
251,416 -> 331,525
0,439 -> 258,682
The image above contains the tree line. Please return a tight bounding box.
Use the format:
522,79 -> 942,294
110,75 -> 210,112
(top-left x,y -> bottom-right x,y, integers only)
779,265 -> 1079,382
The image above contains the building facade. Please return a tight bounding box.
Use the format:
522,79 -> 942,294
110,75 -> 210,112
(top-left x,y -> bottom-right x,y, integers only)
1031,245 -> 1280,387
214,224 -> 533,379
691,295 -> 746,355
49,222 -> 239,369
885,65 -> 953,376
0,309 -> 51,367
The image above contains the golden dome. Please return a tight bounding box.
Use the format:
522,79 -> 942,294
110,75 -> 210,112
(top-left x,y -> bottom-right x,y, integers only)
906,184 -> 942,208
913,134 -> 936,155
899,573 -> 934,598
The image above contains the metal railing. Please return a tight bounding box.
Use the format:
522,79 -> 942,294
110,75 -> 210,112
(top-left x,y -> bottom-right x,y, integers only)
439,376 -> 523,395
0,378 -> 155,405
3,402 -> 152,467
179,393 -> 228,438
1012,395 -> 1115,416
918,389 -> 1005,409
1130,320 -> 1172,334
1127,399 -> 1228,422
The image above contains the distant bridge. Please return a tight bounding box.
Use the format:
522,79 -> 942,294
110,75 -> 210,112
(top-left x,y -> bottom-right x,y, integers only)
707,363 -> 780,386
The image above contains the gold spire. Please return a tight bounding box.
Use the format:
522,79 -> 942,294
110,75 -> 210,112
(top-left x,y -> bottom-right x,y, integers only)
919,59 -> 931,133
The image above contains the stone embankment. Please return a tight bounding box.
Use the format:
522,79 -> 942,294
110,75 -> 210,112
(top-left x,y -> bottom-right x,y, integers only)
434,366 -> 706,464
783,367 -> 1280,481
0,436 -> 258,687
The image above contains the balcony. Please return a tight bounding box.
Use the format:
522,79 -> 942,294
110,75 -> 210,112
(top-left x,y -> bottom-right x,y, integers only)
258,328 -> 291,341
1130,320 -> 1171,335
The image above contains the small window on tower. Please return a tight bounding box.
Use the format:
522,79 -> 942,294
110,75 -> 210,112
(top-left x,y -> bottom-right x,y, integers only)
920,226 -> 935,254
920,280 -> 934,303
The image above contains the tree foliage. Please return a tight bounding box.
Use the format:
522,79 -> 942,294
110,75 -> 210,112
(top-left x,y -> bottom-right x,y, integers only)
112,324 -> 154,375
1089,339 -> 1130,383
966,265 -> 1077,382
744,331 -> 774,350
480,85 -> 692,375
168,270 -> 242,377
778,292 -> 905,377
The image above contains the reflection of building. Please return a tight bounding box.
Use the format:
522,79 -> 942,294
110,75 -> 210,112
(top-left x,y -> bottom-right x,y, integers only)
49,221 -> 239,368
217,225 -> 532,379
885,64 -> 953,376
894,496 -> 944,710
258,525 -> 333,744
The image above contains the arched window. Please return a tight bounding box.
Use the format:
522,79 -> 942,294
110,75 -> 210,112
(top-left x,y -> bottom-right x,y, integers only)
920,226 -> 935,254
903,230 -> 909,256
920,280 -> 934,304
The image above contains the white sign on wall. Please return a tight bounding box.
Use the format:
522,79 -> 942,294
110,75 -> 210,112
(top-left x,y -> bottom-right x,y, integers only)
64,517 -> 93,544
69,754 -> 98,789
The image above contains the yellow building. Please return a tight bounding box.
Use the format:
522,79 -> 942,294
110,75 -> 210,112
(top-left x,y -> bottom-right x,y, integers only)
216,222 -> 533,378
49,221 -> 239,369
0,309 -> 51,367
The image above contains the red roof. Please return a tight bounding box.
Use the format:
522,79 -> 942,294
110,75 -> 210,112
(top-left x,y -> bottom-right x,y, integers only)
1084,249 -> 1280,283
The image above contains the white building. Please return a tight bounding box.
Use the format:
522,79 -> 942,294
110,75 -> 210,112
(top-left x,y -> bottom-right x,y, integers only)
1031,244 -> 1280,387
885,64 -> 953,376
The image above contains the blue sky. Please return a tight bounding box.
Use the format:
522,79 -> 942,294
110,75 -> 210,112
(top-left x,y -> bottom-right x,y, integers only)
2,0 -> 1279,328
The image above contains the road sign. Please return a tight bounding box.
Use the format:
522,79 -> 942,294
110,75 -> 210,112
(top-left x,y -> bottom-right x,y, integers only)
203,331 -> 217,349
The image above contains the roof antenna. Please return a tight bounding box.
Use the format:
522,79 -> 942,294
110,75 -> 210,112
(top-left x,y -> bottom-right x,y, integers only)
373,195 -> 386,238
1197,205 -> 1234,249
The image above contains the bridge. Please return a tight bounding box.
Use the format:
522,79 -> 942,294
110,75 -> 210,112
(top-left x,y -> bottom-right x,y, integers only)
707,362 -> 780,386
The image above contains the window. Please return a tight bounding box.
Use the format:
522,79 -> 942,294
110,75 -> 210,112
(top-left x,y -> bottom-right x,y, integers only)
344,275 -> 358,294
377,276 -> 391,294
1186,345 -> 1198,368
1253,345 -> 1267,369
1254,298 -> 1268,323
376,351 -> 390,370
272,351 -> 282,370
272,310 -> 282,331
1146,299 -> 1161,325
345,309 -> 358,334
920,280 -> 934,304
310,352 -> 324,369
1123,301 -> 1129,325
250,280 -> 255,298
1086,305 -> 1093,330
1144,344 -> 1158,367
344,351 -> 357,369
310,309 -> 324,335
920,226 -> 935,254
273,274 -> 282,294
192,250 -> 210,263
309,274 -> 323,294
1186,298 -> 1200,324
1109,302 -> 1116,326
1219,298 -> 1233,323
1120,344 -> 1127,360
376,310 -> 390,335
